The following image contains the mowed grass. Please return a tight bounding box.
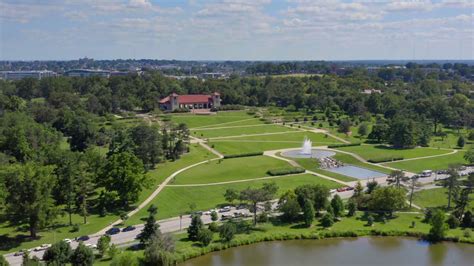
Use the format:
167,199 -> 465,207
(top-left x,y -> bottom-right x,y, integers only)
172,156 -> 291,185
169,111 -> 253,128
136,144 -> 217,203
218,131 -> 341,145
126,174 -> 342,224
194,124 -> 297,139
412,187 -> 474,209
384,151 -> 467,173
336,144 -> 452,161
209,141 -> 300,155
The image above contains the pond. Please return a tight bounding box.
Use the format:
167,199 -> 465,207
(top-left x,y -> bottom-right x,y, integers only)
281,149 -> 336,159
180,237 -> 474,266
325,165 -> 386,179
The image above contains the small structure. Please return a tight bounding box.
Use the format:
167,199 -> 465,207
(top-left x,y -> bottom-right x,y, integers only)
159,92 -> 221,112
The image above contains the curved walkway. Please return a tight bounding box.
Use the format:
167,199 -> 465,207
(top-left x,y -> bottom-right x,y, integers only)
382,149 -> 458,163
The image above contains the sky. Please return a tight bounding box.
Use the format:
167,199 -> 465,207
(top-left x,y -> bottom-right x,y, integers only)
0,0 -> 473,61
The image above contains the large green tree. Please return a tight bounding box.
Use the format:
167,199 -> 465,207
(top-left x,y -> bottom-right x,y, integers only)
368,186 -> 406,217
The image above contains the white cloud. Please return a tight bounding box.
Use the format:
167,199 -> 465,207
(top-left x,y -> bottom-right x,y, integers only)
385,1 -> 434,12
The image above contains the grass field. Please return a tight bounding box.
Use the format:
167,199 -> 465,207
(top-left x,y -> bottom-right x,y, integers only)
217,131 -> 341,144
194,124 -> 297,139
336,144 -> 452,161
126,174 -> 342,224
384,151 -> 467,173
209,141 -> 297,155
172,155 -> 292,185
169,111 -> 253,128
412,188 -> 474,209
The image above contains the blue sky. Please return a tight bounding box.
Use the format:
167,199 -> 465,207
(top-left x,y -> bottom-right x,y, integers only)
0,0 -> 473,60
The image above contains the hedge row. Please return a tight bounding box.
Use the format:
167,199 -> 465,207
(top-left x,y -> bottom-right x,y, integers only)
327,143 -> 361,148
368,157 -> 404,163
223,152 -> 264,159
267,167 -> 305,176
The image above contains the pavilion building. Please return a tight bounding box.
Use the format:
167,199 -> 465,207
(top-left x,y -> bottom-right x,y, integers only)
159,92 -> 221,112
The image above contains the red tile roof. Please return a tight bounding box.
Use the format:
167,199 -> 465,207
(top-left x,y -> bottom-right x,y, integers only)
159,93 -> 217,104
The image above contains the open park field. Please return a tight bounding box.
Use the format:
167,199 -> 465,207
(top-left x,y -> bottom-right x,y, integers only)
127,173 -> 343,224
412,188 -> 474,209
194,124 -> 297,138
169,111 -> 255,128
336,144 -> 452,161
384,151 -> 467,173
171,155 -> 292,185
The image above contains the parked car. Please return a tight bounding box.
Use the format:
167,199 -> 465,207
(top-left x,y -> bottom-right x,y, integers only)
221,214 -> 232,220
122,225 -> 136,232
236,205 -> 247,210
233,212 -> 245,218
77,235 -> 90,241
14,250 -> 26,256
34,244 -> 51,251
219,206 -> 232,213
85,243 -> 97,249
106,227 -> 121,235
346,186 -> 354,191
63,238 -> 72,244
420,170 -> 432,177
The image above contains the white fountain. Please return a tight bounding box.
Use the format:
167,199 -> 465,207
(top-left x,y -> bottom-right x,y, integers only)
300,137 -> 312,155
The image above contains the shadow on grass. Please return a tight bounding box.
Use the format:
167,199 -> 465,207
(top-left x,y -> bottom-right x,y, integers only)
0,234 -> 39,252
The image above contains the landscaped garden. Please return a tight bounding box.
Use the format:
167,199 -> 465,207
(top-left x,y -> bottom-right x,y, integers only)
335,144 -> 452,161
384,151 -> 467,173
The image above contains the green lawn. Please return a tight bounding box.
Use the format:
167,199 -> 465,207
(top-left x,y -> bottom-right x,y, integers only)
412,187 -> 474,209
126,174 -> 342,224
172,156 -> 291,185
217,131 -> 341,145
136,144 -> 217,203
384,151 -> 467,173
169,111 -> 253,128
336,145 -> 452,161
195,118 -> 265,129
209,141 -> 297,155
194,124 -> 297,139
429,128 -> 473,150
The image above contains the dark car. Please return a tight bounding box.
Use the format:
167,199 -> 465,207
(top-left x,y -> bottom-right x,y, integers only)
77,235 -> 90,241
106,227 -> 121,235
122,225 -> 136,232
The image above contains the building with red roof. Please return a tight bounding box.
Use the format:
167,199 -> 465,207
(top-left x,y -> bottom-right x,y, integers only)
159,92 -> 221,112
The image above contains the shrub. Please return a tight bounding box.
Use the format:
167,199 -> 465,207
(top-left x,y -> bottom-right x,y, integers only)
367,157 -> 404,163
220,222 -> 236,242
327,143 -> 361,148
321,213 -> 334,227
267,167 -> 305,176
447,215 -> 460,229
223,152 -> 263,159
208,222 -> 219,232
347,200 -> 356,217
367,215 -> 374,226
198,229 -> 213,247
463,229 -> 472,238
71,224 -> 80,232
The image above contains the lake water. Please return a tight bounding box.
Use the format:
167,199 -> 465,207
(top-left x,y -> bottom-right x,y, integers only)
326,165 -> 386,179
180,237 -> 474,266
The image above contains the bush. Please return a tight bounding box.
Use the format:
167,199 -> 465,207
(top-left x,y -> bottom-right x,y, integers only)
367,215 -> 374,226
198,229 -> 213,247
367,156 -> 404,163
463,229 -> 472,238
71,224 -> 80,232
447,215 -> 460,229
327,143 -> 361,148
321,213 -> 334,227
267,167 -> 305,176
208,222 -> 219,232
347,200 -> 356,217
220,222 -> 237,242
223,152 -> 263,159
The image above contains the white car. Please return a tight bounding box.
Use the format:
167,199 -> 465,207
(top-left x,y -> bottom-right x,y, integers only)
63,238 -> 72,244
85,243 -> 97,249
33,244 -> 51,251
219,206 -> 232,213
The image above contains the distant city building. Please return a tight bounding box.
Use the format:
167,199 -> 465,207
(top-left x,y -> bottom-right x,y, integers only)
201,72 -> 225,79
64,69 -> 110,78
0,70 -> 57,80
362,89 -> 382,94
159,92 -> 221,112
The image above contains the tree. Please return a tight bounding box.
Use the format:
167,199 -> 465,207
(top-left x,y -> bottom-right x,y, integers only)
240,182 -> 278,225
111,252 -> 139,266
210,211 -> 218,222
321,212 -> 334,227
2,163 -> 57,237
447,215 -> 460,229
388,119 -> 417,148
224,188 -> 239,205
219,222 -> 236,242
65,115 -> 98,152
338,119 -> 351,134
462,210 -> 472,228
139,204 -> 160,246
294,184 -> 330,214
97,235 -> 111,258
465,148 -> 474,164
428,209 -> 447,242
368,123 -> 388,143
347,200 -> 356,217
330,194 -> 344,217
368,186 -> 406,217
303,199 -> 315,227
43,240 -> 72,265
108,244 -> 119,260
366,180 -> 378,194
443,167 -> 460,209
129,123 -> 163,170
197,228 -> 213,247
70,242 -> 94,266
99,152 -> 147,207
457,136 -> 465,148
143,231 -> 175,266
278,190 -> 301,222
408,176 -> 421,208
21,252 -> 41,266
387,170 -> 408,189
357,123 -> 368,138
187,214 -> 203,241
